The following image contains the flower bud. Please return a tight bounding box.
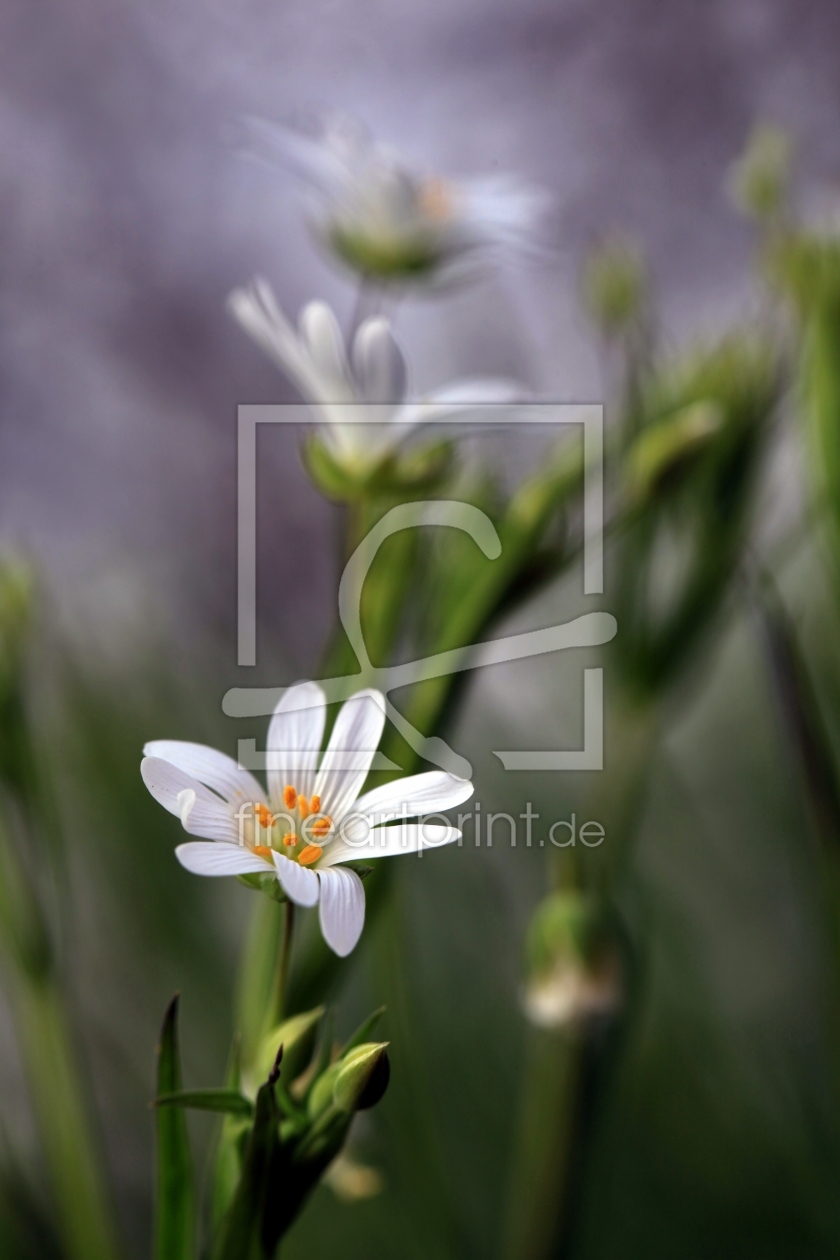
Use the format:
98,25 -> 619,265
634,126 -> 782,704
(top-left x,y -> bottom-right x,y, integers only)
729,124 -> 791,222
582,238 -> 646,337
332,1042 -> 390,1113
523,892 -> 618,1030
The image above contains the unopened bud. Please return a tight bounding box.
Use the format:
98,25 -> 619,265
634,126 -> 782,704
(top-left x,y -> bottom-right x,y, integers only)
729,124 -> 791,222
332,1042 -> 391,1113
523,892 -> 618,1030
583,238 -> 646,337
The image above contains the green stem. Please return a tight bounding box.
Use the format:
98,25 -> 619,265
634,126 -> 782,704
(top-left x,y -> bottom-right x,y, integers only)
501,691 -> 660,1260
273,901 -> 295,1026
11,977 -> 120,1260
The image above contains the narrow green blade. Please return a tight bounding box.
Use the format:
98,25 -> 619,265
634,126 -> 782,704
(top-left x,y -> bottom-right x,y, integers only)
153,995 -> 194,1260
155,1091 -> 254,1118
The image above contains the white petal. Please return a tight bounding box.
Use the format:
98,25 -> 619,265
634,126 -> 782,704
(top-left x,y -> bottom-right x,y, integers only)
141,758 -> 241,843
315,690 -> 386,822
266,681 -> 327,805
317,867 -> 365,956
272,852 -> 320,907
325,822 -> 460,864
228,280 -> 323,400
175,841 -> 275,877
351,317 -> 407,405
354,771 -> 473,826
298,302 -> 349,388
396,378 -> 525,430
143,740 -> 265,807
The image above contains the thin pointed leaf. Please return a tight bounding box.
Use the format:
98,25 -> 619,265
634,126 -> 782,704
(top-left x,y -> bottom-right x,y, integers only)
214,1053 -> 283,1260
155,1091 -> 254,1119
341,1006 -> 386,1056
154,995 -> 194,1260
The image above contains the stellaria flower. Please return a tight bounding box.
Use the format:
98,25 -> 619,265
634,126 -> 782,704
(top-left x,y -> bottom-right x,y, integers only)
228,278 -> 524,467
141,682 -> 473,956
242,113 -> 551,286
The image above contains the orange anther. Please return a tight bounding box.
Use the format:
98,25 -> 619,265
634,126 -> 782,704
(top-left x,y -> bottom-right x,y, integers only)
281,832 -> 298,847
310,795 -> 321,813
297,796 -> 311,820
311,816 -> 332,838
283,785 -> 297,810
256,804 -> 273,829
252,845 -> 274,861
298,844 -> 323,867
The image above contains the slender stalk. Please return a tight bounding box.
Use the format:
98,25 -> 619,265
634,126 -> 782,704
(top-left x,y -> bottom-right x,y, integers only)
273,901 -> 295,1025
501,692 -> 659,1260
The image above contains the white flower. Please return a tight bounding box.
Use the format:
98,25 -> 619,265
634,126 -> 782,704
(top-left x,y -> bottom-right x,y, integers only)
140,682 -> 473,957
243,113 -> 551,285
228,278 -> 524,463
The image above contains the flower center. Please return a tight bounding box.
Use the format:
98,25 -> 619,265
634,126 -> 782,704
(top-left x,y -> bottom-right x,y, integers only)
244,785 -> 332,868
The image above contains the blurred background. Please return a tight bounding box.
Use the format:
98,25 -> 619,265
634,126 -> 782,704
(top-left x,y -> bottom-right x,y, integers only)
3,0 -> 840,1256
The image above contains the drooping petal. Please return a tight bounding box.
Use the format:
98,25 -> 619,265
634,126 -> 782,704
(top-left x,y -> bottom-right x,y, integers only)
272,852 -> 320,907
314,690 -> 386,822
175,841 -> 274,877
266,681 -> 327,806
351,317 -> 407,405
317,866 -> 365,956
141,758 -> 241,843
353,770 -> 473,827
324,822 -> 461,864
298,301 -> 350,390
143,740 -> 265,808
228,280 -> 326,402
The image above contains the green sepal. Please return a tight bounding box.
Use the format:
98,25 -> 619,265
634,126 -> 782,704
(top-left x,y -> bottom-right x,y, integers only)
153,994 -> 194,1260
155,1090 -> 253,1118
251,1006 -> 325,1091
340,1006 -> 386,1056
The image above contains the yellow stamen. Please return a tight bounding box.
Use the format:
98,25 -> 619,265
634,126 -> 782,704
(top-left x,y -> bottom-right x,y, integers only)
283,785 -> 297,810
252,845 -> 274,861
311,816 -> 332,838
256,803 -> 273,829
419,177 -> 454,221
310,795 -> 321,813
297,796 -> 311,820
298,844 -> 322,867
281,832 -> 298,847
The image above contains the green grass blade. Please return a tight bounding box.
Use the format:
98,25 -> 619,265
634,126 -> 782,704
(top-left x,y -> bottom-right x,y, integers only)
154,994 -> 194,1260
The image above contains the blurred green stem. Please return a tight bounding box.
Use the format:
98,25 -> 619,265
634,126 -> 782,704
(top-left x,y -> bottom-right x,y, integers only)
502,690 -> 660,1260
273,901 -> 295,1025
0,814 -> 119,1260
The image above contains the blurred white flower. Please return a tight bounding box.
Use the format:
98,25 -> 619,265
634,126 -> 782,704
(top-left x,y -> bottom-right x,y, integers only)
228,277 -> 524,464
242,113 -> 551,285
141,681 -> 472,957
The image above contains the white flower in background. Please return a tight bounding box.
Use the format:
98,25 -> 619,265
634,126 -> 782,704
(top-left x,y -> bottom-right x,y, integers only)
140,682 -> 473,957
228,278 -> 524,464
242,113 -> 551,285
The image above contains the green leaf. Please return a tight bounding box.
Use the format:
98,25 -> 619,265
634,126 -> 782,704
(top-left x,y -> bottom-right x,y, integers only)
155,1091 -> 254,1118
153,995 -> 194,1260
340,1006 -> 386,1056
213,1051 -> 283,1260
251,1007 -> 325,1090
